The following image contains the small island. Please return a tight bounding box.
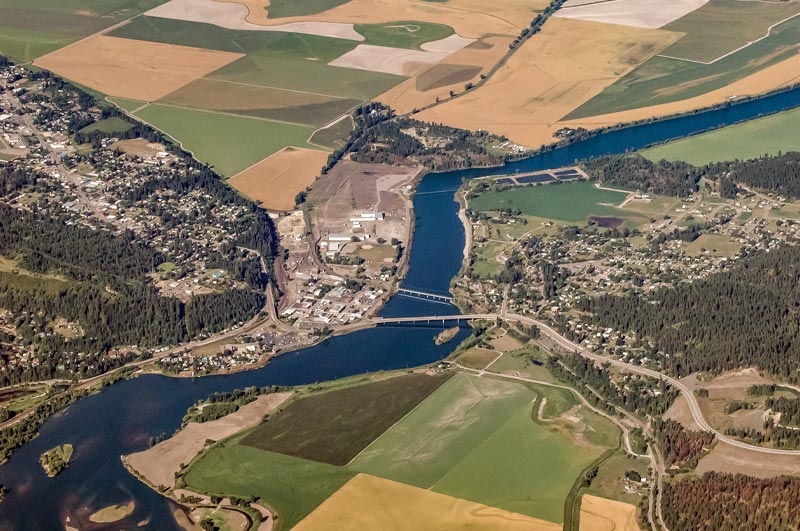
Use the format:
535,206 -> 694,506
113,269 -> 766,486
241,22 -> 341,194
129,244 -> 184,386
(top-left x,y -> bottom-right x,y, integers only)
435,327 -> 460,345
40,444 -> 73,477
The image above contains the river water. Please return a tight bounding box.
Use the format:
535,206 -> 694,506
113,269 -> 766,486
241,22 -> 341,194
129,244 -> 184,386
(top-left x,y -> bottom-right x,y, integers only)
2,87 -> 800,530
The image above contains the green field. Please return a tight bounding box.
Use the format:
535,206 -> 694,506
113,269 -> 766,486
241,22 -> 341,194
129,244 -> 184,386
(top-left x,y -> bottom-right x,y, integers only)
568,15 -> 800,119
265,0 -> 350,18
108,97 -> 146,113
240,373 -> 452,465
661,0 -> 800,63
355,21 -> 454,49
308,116 -> 354,149
133,104 -> 321,176
350,374 -> 617,523
469,181 -> 629,222
78,117 -> 132,135
640,107 -> 800,165
0,0 -> 165,62
110,17 -> 404,100
184,440 -> 355,531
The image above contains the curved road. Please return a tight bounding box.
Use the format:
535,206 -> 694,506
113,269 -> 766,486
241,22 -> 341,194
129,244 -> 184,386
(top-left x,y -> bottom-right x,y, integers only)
369,312 -> 800,456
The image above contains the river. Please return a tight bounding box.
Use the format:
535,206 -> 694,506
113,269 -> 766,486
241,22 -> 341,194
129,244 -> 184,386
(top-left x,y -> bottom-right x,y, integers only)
2,86 -> 800,530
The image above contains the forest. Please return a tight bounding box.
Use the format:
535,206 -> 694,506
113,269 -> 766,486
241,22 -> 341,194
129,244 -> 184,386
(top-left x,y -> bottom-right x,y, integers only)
652,418 -> 714,470
578,245 -> 800,378
707,151 -> 800,198
581,155 -> 701,197
662,473 -> 800,531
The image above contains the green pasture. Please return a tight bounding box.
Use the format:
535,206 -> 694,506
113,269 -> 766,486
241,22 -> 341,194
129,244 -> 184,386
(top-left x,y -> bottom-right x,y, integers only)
0,0 -> 164,61
469,181 -> 628,222
108,97 -> 146,113
568,15 -> 800,119
133,104 -> 321,176
265,0 -> 350,18
110,17 -> 404,100
240,373 -> 451,466
355,21 -> 454,49
640,107 -> 800,165
308,116 -> 354,149
350,373 -> 618,523
661,0 -> 800,63
78,117 -> 132,135
183,440 -> 355,531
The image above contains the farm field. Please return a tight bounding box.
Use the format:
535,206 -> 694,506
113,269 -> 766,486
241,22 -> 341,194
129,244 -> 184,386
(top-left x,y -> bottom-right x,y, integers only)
132,104 -> 320,176
0,0 -> 165,62
34,35 -> 244,101
354,21 -> 454,49
469,181 -> 629,223
309,116 -> 354,149
291,473 -> 562,531
240,373 -> 452,465
568,15 -> 800,119
660,0 -> 800,63
415,17 -> 682,148
350,373 -> 618,523
183,440 -> 355,531
228,147 -> 329,211
640,107 -> 800,165
489,350 -> 558,384
579,494 -> 642,531
78,117 -> 133,135
454,347 -> 499,370
554,0 -> 706,29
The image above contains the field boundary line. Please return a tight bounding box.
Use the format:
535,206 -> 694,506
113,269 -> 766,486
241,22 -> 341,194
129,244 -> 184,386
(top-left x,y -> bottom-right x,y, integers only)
205,77 -> 355,100
345,375 -> 461,466
657,11 -> 800,65
306,110 -> 359,148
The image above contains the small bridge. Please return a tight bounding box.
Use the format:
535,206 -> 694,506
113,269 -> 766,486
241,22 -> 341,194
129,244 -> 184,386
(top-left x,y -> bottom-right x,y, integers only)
396,288 -> 453,304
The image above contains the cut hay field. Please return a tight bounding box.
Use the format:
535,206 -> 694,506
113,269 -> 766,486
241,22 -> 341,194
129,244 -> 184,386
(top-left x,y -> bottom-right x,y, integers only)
568,15 -> 800,119
183,440 -> 356,531
554,0 -> 706,29
291,474 -> 562,531
34,35 -> 244,101
660,0 -> 800,63
414,17 -> 682,148
640,106 -> 800,165
228,147 -> 329,211
132,104 -> 321,176
469,181 -> 629,223
579,494 -> 642,531
240,373 -> 452,465
0,0 -> 165,62
110,17 -> 405,100
350,373 -> 618,523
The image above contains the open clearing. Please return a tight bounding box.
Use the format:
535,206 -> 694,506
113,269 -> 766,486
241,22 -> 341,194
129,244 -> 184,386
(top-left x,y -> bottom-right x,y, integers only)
415,18 -> 681,148
555,0 -> 707,29
34,35 -> 243,102
350,373 -> 617,523
568,15 -> 800,119
469,181 -> 629,223
0,0 -> 164,62
228,147 -> 329,211
126,392 -> 291,489
132,104 -> 321,176
292,473 -> 562,531
696,438 -> 800,478
184,441 -> 356,531
641,106 -> 800,165
579,494 -> 641,531
240,373 -> 452,465
660,0 -> 800,63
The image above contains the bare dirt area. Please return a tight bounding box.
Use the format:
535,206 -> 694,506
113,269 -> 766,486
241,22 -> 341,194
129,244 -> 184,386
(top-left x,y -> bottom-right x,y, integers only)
111,138 -> 166,158
415,18 -> 682,148
126,392 -> 291,489
696,441 -> 800,478
664,395 -> 703,431
216,0 -> 527,38
228,147 -> 329,211
148,0 -> 364,40
379,34 -> 514,113
292,473 -> 562,531
579,494 -> 641,531
555,0 -> 708,29
563,52 -> 800,125
34,35 -> 243,102
329,44 -> 450,76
